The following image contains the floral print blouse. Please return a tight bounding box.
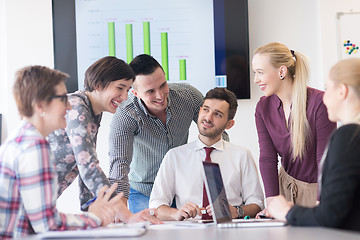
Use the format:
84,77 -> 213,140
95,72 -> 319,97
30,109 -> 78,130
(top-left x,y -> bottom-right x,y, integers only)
48,90 -> 111,207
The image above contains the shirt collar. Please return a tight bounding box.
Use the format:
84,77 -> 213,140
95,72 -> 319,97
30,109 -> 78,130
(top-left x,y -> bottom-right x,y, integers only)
271,94 -> 293,110
194,136 -> 224,152
272,94 -> 283,110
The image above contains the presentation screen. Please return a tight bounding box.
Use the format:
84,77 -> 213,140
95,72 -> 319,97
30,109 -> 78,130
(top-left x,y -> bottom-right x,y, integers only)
53,0 -> 249,99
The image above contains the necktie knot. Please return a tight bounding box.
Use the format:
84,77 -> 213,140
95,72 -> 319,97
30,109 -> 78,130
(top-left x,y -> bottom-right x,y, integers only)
204,147 -> 214,162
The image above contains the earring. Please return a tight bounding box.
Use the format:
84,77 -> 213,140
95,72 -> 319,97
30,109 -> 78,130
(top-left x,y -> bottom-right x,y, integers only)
280,76 -> 284,80
40,112 -> 45,117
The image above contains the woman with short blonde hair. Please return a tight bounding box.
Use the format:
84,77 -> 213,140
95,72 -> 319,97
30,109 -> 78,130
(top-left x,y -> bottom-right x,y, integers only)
267,58 -> 360,232
0,65 -> 123,238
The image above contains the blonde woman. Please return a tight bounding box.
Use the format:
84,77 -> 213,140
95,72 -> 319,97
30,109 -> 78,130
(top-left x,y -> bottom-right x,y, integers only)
267,58 -> 360,232
252,42 -> 336,207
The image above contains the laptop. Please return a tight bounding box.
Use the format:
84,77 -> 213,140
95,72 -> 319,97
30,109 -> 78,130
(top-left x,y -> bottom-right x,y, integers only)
202,161 -> 286,228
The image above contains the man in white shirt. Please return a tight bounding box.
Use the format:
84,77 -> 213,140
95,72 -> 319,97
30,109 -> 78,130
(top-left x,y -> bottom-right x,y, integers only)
149,88 -> 264,221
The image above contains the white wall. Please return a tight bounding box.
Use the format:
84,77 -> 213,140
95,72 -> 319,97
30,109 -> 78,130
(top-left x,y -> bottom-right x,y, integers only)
2,0 -> 360,214
0,0 -> 54,143
318,0 -> 360,80
0,0 -> 6,139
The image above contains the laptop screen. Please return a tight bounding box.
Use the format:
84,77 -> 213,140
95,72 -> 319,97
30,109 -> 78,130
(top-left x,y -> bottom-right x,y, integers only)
202,161 -> 232,223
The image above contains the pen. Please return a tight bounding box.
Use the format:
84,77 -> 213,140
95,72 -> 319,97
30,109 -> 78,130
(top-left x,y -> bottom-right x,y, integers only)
258,214 -> 274,219
80,188 -> 115,211
81,196 -> 97,211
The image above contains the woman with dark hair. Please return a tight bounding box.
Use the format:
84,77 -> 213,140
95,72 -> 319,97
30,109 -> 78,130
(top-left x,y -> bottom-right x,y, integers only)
0,65 -> 123,238
48,57 -> 160,223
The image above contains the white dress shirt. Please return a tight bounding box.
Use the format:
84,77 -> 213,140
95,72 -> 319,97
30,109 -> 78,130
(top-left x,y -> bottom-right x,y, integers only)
149,137 -> 264,211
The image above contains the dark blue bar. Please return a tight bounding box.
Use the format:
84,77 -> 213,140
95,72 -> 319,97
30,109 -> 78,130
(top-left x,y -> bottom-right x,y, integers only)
213,0 -> 226,76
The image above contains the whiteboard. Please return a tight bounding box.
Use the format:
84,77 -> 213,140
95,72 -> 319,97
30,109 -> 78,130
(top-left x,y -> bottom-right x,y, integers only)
337,12 -> 360,60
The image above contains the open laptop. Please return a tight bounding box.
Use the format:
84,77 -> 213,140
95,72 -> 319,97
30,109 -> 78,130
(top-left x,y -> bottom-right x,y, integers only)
202,161 -> 286,228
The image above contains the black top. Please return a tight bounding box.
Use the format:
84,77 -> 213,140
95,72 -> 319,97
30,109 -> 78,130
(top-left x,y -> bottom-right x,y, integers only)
286,124 -> 360,232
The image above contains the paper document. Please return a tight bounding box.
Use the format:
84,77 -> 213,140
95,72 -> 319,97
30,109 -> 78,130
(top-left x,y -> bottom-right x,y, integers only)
38,224 -> 147,239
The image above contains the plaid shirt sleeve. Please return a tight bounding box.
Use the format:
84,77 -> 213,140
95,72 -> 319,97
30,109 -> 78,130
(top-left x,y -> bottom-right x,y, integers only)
17,138 -> 100,234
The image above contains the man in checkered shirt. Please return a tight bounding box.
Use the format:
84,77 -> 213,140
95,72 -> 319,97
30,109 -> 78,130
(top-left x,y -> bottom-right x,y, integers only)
109,54 -> 204,213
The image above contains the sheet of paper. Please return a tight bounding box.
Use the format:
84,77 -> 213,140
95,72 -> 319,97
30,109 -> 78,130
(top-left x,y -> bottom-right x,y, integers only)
38,224 -> 147,239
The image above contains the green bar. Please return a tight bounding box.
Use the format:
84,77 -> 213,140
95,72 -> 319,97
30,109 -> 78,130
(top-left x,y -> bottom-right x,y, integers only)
143,21 -> 150,55
108,22 -> 115,57
179,59 -> 186,80
161,32 -> 169,80
126,24 -> 133,63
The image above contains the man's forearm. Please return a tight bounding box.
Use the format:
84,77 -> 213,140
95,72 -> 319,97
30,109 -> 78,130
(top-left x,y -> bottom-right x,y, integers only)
109,177 -> 130,199
242,203 -> 261,218
157,205 -> 179,221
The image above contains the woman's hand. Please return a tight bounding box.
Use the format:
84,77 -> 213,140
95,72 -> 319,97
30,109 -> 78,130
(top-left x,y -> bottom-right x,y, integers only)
88,183 -> 123,226
126,208 -> 163,224
267,195 -> 293,222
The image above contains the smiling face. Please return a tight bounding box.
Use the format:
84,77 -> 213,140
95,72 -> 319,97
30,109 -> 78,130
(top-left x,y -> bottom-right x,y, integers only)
96,78 -> 133,114
197,99 -> 234,142
132,67 -> 169,115
43,82 -> 71,132
252,53 -> 283,97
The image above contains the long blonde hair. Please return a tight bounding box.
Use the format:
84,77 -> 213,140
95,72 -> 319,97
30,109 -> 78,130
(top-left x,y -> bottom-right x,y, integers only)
255,42 -> 311,160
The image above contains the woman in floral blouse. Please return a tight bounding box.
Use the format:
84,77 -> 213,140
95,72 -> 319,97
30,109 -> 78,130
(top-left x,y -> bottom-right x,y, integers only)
48,56 -> 161,224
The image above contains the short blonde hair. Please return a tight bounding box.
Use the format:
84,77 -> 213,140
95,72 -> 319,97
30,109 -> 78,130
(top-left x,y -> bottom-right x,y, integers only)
329,58 -> 360,99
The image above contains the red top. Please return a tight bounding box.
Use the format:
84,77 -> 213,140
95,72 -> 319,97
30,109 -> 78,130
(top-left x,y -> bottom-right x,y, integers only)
255,87 -> 336,198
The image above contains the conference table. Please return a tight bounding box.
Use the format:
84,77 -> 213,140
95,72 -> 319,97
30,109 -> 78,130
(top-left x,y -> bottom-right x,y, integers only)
24,224 -> 360,240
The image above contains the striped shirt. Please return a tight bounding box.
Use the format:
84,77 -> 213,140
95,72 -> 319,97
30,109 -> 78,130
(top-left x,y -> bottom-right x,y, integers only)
0,121 -> 100,239
109,83 -> 203,198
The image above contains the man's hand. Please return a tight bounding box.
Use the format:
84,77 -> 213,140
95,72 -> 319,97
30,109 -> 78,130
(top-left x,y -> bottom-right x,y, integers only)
174,202 -> 202,221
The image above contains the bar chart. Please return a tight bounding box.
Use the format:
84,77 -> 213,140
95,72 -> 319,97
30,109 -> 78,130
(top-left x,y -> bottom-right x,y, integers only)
75,0 -> 216,94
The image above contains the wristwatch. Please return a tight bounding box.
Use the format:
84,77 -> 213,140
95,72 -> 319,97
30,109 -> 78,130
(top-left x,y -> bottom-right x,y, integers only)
234,205 -> 244,219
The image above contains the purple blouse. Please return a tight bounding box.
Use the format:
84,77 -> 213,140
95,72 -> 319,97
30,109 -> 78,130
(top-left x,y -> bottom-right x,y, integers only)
255,87 -> 336,198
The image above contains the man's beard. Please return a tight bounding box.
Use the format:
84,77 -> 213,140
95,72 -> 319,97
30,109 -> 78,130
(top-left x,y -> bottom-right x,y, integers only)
198,120 -> 227,139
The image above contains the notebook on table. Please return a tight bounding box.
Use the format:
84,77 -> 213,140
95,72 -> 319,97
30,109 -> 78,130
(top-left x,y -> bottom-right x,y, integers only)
202,161 -> 286,228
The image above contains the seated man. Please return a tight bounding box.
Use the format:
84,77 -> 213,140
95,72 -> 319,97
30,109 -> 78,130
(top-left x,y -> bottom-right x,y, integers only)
149,88 -> 264,221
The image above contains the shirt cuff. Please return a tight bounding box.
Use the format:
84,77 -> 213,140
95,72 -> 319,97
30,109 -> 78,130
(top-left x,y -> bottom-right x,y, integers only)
109,178 -> 129,199
244,197 -> 265,210
87,212 -> 102,227
285,205 -> 300,225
